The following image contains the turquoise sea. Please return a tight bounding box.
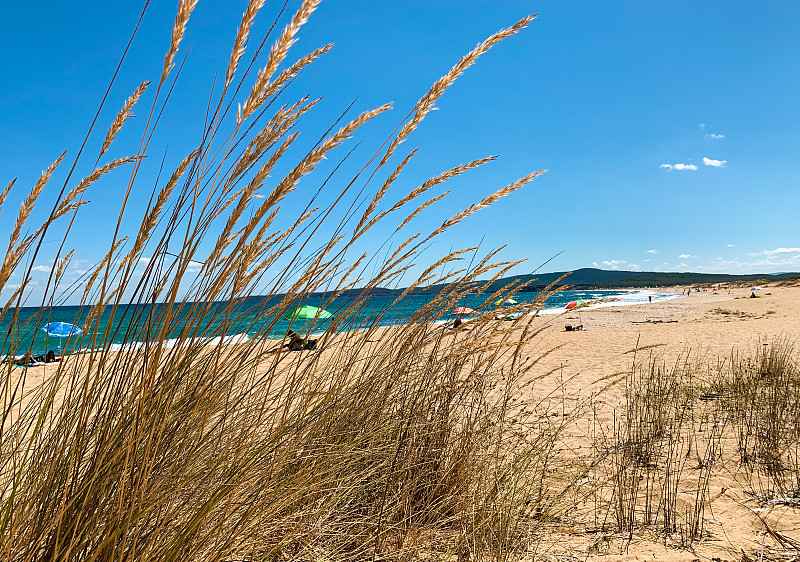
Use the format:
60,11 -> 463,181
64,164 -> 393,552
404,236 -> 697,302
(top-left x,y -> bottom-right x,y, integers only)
1,289 -> 679,357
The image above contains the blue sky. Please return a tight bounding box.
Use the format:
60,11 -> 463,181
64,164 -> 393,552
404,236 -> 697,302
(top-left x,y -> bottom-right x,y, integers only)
1,0 -> 799,303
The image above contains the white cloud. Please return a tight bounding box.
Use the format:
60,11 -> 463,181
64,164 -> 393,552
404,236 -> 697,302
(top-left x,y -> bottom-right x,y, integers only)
678,253 -> 697,259
643,259 -> 650,263
762,247 -> 800,256
684,251 -> 800,274
647,249 -> 658,254
699,123 -> 706,130
703,157 -> 726,167
601,259 -> 625,270
727,244 -> 735,248
709,133 -> 725,139
596,259 -> 640,271
660,163 -> 698,171
31,265 -> 51,272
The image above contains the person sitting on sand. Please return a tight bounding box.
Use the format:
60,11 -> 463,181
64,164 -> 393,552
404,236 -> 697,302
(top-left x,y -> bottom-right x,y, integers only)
286,329 -> 306,351
452,317 -> 463,329
45,350 -> 59,363
268,329 -> 318,353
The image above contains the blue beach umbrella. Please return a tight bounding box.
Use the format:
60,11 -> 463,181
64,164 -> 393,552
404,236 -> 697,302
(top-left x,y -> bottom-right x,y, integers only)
41,322 -> 82,353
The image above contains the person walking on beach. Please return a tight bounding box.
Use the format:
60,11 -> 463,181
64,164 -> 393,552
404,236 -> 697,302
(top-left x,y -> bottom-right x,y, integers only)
648,295 -> 652,303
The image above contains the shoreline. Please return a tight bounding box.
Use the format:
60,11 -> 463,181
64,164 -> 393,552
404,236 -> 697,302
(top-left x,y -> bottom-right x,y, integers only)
4,288 -> 684,357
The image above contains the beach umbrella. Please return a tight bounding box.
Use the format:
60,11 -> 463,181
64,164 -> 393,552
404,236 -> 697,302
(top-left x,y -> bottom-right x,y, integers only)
565,299 -> 587,310
41,322 -> 82,338
451,307 -> 474,316
282,305 -> 332,321
493,298 -> 518,306
41,322 -> 82,354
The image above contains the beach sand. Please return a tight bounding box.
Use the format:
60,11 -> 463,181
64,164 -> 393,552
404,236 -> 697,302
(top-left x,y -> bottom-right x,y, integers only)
7,284 -> 800,560
492,285 -> 800,561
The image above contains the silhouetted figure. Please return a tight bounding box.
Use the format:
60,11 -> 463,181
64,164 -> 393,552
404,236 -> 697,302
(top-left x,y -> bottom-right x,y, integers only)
286,329 -> 317,351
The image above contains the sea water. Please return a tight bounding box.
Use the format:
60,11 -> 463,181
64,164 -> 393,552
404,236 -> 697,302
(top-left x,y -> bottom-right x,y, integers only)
0,289 -> 679,356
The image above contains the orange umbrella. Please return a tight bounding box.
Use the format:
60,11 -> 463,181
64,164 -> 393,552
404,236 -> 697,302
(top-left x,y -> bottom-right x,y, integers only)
451,307 -> 474,315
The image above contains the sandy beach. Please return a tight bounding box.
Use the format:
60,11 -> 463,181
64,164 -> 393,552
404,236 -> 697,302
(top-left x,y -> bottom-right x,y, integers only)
489,284 -> 800,561
518,285 -> 796,396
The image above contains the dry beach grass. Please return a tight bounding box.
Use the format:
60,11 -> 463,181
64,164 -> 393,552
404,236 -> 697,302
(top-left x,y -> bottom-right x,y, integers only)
0,2 -> 556,560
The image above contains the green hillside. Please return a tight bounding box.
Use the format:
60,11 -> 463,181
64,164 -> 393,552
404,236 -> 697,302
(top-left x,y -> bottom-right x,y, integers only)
489,268 -> 800,291
308,268 -> 800,300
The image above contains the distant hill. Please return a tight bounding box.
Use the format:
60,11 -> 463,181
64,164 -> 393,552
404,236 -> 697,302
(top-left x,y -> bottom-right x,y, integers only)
308,268 -> 800,300
482,268 -> 800,292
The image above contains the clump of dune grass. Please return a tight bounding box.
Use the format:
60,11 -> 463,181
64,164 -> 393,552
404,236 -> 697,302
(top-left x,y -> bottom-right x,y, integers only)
719,338 -> 800,503
0,2 -> 569,560
592,353 -> 719,546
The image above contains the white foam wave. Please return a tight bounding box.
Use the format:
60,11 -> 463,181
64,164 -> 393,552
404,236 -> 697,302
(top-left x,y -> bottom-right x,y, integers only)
538,290 -> 682,315
105,332 -> 251,352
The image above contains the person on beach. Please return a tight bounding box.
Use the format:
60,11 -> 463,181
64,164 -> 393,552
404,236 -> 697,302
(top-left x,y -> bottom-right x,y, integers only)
14,352 -> 32,366
13,350 -> 61,365
648,295 -> 652,303
286,329 -> 307,351
268,329 -> 318,353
